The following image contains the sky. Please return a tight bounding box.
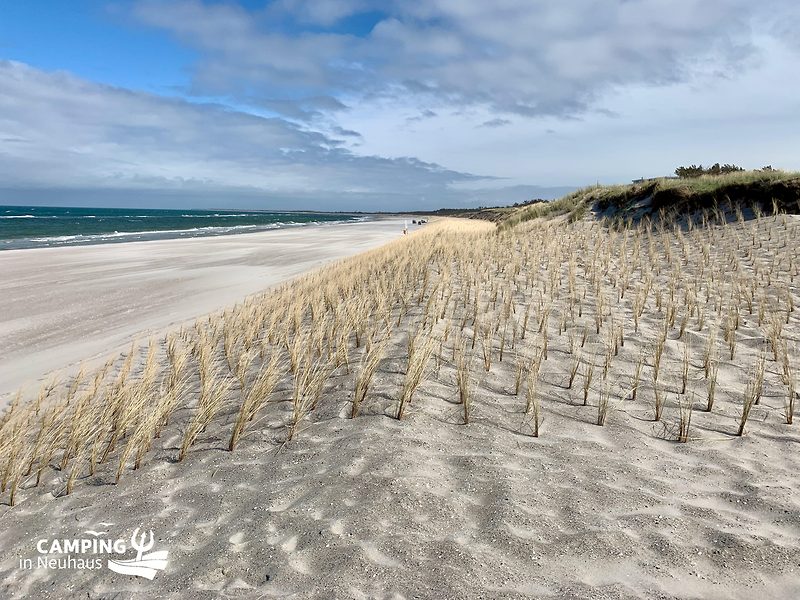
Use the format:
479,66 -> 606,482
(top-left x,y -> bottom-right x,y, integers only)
0,1 -> 798,211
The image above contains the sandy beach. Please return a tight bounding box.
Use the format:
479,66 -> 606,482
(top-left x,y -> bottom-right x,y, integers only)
0,218 -> 407,400
3,5 -> 798,597
0,212 -> 798,599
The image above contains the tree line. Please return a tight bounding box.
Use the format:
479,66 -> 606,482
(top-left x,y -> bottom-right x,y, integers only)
674,163 -> 776,178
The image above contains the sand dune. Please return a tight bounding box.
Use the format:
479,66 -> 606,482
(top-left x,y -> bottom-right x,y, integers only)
0,341 -> 797,598
1,213 -> 798,599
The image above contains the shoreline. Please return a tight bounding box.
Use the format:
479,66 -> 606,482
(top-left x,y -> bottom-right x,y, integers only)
0,217 -> 411,399
0,210 -> 382,252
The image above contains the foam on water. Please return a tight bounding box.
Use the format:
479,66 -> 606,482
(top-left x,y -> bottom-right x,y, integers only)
0,205 -> 368,250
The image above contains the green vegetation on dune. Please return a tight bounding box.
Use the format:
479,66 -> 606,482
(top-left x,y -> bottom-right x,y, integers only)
498,169 -> 800,229
658,168 -> 799,192
425,206 -> 518,223
498,186 -> 613,229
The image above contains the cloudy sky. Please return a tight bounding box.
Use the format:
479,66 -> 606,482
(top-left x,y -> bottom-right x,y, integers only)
0,1 -> 797,210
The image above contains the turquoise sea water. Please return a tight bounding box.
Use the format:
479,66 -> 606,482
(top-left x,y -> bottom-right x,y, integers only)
0,206 -> 366,250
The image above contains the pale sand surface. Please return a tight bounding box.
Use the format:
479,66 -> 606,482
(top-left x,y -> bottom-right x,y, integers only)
0,216 -> 798,599
0,348 -> 797,599
0,218 -> 406,399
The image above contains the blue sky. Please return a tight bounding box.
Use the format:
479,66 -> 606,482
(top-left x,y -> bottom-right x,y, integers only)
0,1 -> 798,210
0,3 -> 194,94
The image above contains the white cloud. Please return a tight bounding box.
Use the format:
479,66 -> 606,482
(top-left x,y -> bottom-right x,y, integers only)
0,60 -> 522,210
269,0 -> 371,27
330,35 -> 800,187
2,2 -> 797,209
132,0 -> 793,117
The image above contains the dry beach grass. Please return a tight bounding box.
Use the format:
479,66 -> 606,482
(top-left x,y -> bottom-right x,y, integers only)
1,207 -> 799,598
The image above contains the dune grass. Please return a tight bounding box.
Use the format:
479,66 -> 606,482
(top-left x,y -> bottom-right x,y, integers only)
500,169 -> 800,231
1,198 -> 798,507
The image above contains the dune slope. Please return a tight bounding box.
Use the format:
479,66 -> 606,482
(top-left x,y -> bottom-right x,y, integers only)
1,212 -> 799,599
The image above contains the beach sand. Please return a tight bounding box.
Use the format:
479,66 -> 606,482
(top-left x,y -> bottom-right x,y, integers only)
0,218 -> 407,400
0,215 -> 798,599
1,367 -> 797,599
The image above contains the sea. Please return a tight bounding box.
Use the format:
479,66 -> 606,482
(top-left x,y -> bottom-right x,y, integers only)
0,205 -> 368,250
